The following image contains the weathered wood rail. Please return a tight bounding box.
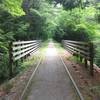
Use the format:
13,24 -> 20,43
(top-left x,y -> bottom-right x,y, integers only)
62,40 -> 94,76
9,40 -> 41,77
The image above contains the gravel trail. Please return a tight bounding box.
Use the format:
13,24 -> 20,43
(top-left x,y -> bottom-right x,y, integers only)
25,42 -> 79,100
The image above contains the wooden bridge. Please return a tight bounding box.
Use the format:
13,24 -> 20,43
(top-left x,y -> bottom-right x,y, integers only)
7,40 -> 96,100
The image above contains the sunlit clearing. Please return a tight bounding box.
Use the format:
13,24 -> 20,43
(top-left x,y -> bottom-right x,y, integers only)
56,3 -> 62,8
46,42 -> 57,56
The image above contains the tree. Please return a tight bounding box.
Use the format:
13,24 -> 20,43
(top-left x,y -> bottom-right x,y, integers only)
47,0 -> 84,10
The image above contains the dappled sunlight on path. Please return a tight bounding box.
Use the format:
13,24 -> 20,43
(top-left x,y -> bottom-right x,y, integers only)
46,42 -> 57,57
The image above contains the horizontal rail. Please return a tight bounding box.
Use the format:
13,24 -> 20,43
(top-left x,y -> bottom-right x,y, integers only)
13,44 -> 39,57
62,40 -> 94,76
65,42 -> 89,51
64,43 -> 90,56
14,46 -> 39,61
64,40 -> 89,45
64,46 -> 90,60
12,40 -> 41,60
9,40 -> 41,77
13,40 -> 38,45
13,42 -> 38,51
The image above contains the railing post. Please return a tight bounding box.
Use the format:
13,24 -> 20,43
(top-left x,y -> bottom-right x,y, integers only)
84,58 -> 87,68
38,40 -> 40,48
89,42 -> 94,76
80,56 -> 83,62
62,40 -> 64,47
9,41 -> 13,78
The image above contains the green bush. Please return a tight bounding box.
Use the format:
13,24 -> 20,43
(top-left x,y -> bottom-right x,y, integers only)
95,3 -> 100,23
0,54 -> 9,82
96,13 -> 100,23
94,45 -> 100,67
53,22 -> 95,42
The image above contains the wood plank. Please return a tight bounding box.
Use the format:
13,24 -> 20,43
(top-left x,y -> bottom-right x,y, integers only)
14,46 -> 39,61
64,42 -> 89,51
13,40 -> 41,45
64,43 -> 90,56
63,40 -> 89,45
13,42 -> 39,51
13,44 -> 39,56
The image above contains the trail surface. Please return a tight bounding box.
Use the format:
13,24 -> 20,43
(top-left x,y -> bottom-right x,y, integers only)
25,42 -> 79,100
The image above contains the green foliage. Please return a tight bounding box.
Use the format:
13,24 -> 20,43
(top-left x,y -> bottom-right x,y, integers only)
0,0 -> 25,82
0,0 -> 49,82
0,54 -> 9,82
28,8 -> 47,39
0,0 -> 100,83
94,40 -> 100,67
14,18 -> 29,40
1,0 -> 25,16
47,0 -> 84,9
62,0 -> 81,10
53,8 -> 96,42
95,3 -> 100,23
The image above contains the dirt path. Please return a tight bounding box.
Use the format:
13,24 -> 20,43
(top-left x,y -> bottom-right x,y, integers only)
24,42 -> 79,100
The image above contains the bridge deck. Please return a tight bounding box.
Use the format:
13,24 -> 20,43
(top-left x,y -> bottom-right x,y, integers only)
24,42 -> 79,100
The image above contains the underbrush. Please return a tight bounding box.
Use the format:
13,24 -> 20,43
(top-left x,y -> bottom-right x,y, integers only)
0,53 -> 40,85
94,40 -> 100,67
53,41 -> 64,53
15,54 -> 40,74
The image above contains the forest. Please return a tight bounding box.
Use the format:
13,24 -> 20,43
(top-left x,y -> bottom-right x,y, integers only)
0,0 -> 100,82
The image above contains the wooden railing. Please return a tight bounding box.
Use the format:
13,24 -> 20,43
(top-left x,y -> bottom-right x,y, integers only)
62,40 -> 94,76
93,41 -> 100,67
9,40 -> 41,76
